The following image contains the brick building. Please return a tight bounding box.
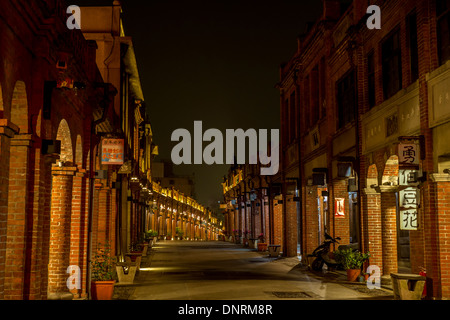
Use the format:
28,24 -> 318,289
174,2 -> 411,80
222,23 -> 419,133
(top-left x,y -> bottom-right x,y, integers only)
152,160 -> 196,198
222,0 -> 450,299
0,0 -> 220,300
281,0 -> 450,299
0,0 -> 108,299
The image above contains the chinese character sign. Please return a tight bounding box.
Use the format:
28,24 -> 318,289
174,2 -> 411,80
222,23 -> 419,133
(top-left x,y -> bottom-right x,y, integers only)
399,169 -> 418,186
101,139 -> 124,165
398,144 -> 419,165
400,209 -> 418,230
399,187 -> 419,230
335,198 -> 345,217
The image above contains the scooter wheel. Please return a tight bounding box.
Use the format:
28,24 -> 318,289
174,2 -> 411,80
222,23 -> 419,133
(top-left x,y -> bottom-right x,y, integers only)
311,258 -> 324,271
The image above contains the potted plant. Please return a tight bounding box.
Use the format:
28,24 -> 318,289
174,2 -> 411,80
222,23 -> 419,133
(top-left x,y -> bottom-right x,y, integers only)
145,229 -> 158,246
243,230 -> 249,247
257,233 -> 268,251
175,227 -> 183,240
90,242 -> 116,300
334,247 -> 370,282
166,232 -> 172,240
233,229 -> 241,244
127,242 -> 143,261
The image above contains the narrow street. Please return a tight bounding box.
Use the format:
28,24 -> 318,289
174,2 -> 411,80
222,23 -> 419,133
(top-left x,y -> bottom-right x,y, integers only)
114,241 -> 394,300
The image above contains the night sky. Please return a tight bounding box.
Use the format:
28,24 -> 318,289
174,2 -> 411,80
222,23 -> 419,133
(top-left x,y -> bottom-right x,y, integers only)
74,0 -> 323,213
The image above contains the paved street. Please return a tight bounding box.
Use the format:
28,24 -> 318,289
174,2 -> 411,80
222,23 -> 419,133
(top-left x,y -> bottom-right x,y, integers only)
113,240 -> 394,300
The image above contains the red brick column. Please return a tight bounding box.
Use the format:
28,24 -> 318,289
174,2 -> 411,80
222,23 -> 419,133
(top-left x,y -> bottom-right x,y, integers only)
110,185 -> 117,254
273,198 -> 283,248
4,134 -> 33,300
97,185 -> 112,247
263,196 -> 270,243
379,186 -> 398,276
47,166 -> 77,300
0,119 -> 19,300
427,175 -> 450,299
284,195 -> 298,257
26,151 -> 58,300
362,188 -> 383,274
305,186 -> 318,254
229,208 -> 235,235
90,182 -> 102,255
70,169 -> 88,299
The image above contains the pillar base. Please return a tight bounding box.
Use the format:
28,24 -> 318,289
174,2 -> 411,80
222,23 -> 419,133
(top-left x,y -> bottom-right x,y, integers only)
47,292 -> 74,300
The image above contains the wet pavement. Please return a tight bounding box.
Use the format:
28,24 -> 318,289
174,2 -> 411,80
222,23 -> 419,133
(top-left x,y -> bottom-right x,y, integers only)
113,240 -> 394,300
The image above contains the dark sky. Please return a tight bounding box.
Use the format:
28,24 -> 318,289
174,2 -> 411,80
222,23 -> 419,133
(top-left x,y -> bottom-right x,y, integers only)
74,0 -> 323,213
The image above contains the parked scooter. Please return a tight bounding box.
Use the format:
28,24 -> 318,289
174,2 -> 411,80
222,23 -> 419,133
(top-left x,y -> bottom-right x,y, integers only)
308,233 -> 342,271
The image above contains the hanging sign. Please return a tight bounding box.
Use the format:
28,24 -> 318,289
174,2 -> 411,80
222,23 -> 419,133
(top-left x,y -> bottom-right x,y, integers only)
399,187 -> 419,230
101,139 -> 124,165
398,143 -> 419,165
335,198 -> 345,217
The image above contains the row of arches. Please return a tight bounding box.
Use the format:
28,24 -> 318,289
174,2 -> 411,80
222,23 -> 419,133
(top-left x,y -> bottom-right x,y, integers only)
0,74 -> 95,300
1,81 -> 87,166
367,155 -> 399,187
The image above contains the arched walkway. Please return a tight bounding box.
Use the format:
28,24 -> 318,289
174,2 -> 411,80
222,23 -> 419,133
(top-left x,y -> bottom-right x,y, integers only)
48,119 -> 77,300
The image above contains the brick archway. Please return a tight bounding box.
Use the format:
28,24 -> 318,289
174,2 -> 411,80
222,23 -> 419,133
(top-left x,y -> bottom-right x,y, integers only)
367,163 -> 379,187
48,119 -> 77,300
75,135 -> 83,168
380,155 -> 399,275
10,81 -> 28,134
56,119 -> 73,165
382,155 -> 399,186
4,80 -> 31,299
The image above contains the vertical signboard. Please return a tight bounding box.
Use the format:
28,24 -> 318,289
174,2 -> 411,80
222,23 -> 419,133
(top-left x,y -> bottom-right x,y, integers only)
398,143 -> 419,165
399,187 -> 419,230
335,198 -> 345,217
101,139 -> 124,165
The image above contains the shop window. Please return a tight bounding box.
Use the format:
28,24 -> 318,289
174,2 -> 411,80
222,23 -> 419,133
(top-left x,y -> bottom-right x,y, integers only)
311,65 -> 320,126
283,98 -> 289,143
304,75 -> 310,129
289,92 -> 296,143
367,51 -> 376,109
337,70 -> 357,128
382,28 -> 402,100
320,58 -> 326,118
407,10 -> 419,82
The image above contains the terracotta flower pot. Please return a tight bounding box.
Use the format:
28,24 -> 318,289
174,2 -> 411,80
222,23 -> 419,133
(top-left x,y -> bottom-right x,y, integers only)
91,280 -> 115,300
346,269 -> 361,282
257,243 -> 268,251
129,253 -> 142,262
